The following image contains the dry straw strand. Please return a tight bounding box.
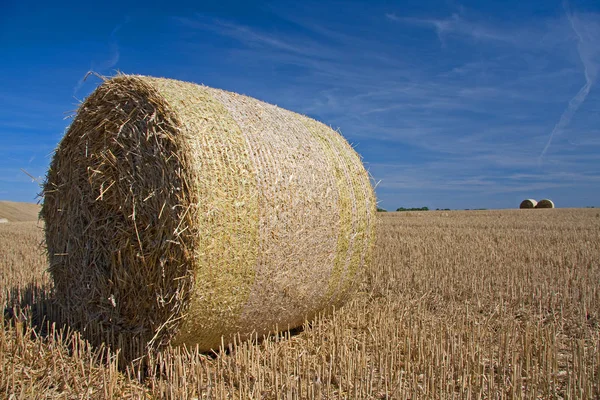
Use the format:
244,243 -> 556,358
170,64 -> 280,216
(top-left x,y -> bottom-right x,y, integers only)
41,74 -> 376,360
536,199 -> 555,209
520,199 -> 538,209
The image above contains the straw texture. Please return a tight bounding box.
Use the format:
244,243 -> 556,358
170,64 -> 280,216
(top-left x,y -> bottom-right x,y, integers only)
519,199 -> 537,209
536,199 -> 555,209
42,75 -> 376,358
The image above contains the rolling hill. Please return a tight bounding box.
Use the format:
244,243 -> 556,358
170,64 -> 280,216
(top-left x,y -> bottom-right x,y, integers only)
0,201 -> 41,222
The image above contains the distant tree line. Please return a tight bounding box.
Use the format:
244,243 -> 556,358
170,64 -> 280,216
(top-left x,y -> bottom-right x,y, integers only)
375,207 -> 491,212
376,206 -> 434,212
396,207 -> 429,212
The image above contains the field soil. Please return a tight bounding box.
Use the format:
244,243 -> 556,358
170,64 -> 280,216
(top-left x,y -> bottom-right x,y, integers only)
1,208 -> 599,399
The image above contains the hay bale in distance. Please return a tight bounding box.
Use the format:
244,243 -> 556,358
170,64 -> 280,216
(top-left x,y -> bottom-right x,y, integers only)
519,199 -> 537,209
536,199 -> 555,208
0,218 -> 8,224
42,75 -> 376,358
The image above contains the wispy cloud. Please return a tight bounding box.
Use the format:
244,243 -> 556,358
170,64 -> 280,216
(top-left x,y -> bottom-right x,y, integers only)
3,2 -> 598,207
386,11 -> 519,46
175,15 -> 340,63
171,7 -> 599,208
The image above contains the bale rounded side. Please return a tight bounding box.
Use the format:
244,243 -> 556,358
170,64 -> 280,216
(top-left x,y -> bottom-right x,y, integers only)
519,199 -> 537,209
42,75 -> 376,358
536,199 -> 555,208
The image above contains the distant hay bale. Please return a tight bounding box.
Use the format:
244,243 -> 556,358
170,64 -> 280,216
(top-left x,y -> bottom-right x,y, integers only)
41,75 -> 376,358
519,199 -> 537,209
0,218 -> 8,224
536,199 -> 555,209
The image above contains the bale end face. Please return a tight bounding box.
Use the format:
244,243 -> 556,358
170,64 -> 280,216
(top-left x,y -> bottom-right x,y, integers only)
42,76 -> 198,358
519,199 -> 537,209
535,199 -> 555,208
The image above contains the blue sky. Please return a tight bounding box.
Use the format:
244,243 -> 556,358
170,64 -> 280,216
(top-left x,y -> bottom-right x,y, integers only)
1,0 -> 599,210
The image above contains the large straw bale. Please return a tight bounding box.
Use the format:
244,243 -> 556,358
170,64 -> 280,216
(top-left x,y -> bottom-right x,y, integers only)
41,75 -> 376,358
519,199 -> 537,209
535,199 -> 555,208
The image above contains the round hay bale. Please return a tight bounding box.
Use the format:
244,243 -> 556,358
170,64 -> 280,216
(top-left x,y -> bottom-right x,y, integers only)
41,75 -> 376,358
519,199 -> 537,209
536,199 -> 555,208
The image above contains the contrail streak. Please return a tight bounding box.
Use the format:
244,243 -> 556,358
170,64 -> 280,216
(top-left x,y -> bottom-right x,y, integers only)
540,9 -> 597,160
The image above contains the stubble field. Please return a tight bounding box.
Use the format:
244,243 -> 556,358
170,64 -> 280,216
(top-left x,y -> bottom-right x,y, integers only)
1,208 -> 599,399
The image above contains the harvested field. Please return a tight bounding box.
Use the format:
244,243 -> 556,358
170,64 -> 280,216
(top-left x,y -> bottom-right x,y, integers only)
2,208 -> 599,399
